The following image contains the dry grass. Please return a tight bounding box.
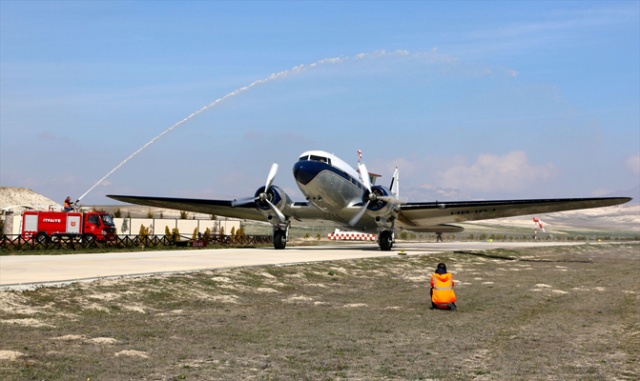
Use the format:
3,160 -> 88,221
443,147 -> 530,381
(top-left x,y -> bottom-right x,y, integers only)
1,243 -> 638,380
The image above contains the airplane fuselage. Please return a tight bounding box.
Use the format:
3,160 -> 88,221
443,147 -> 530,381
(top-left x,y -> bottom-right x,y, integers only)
292,150 -> 379,232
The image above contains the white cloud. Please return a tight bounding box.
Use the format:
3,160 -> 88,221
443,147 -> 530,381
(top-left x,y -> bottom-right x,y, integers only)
437,151 -> 559,193
625,154 -> 640,176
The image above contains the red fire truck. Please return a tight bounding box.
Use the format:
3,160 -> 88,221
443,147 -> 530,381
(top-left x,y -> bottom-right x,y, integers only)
21,210 -> 116,243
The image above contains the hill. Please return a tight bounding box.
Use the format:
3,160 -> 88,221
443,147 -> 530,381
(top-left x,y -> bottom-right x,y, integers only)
0,187 -> 61,212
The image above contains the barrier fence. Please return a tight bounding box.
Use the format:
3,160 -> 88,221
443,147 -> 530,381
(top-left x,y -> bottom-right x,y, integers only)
0,234 -> 272,251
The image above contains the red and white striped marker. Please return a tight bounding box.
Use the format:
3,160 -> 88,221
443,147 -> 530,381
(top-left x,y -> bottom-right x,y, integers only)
327,231 -> 377,241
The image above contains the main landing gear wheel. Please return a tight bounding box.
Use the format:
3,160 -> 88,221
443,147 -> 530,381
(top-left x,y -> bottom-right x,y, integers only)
378,230 -> 393,251
273,230 -> 287,250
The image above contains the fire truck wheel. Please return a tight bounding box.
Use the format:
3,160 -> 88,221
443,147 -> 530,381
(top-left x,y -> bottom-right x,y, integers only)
83,234 -> 96,244
35,232 -> 49,244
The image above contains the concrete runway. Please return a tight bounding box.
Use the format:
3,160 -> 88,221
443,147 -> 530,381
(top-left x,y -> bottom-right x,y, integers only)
0,241 -> 590,290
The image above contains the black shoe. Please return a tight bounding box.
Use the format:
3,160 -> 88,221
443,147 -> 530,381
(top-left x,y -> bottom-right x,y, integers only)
448,302 -> 457,312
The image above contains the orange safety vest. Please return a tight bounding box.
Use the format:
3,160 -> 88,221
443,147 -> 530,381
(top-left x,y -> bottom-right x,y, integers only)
430,272 -> 456,305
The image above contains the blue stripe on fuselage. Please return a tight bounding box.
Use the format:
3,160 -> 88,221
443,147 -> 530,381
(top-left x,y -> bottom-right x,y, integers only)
293,160 -> 364,191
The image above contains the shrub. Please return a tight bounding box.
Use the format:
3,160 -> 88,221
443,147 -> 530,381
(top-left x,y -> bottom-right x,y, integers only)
138,224 -> 150,239
121,218 -> 129,234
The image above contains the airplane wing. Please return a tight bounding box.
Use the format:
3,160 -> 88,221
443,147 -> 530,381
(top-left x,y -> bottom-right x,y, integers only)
109,195 -> 631,229
396,197 -> 632,231
106,195 -> 327,222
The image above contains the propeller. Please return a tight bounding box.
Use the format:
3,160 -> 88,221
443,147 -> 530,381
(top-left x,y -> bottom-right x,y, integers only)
349,163 -> 372,226
232,163 -> 286,222
349,200 -> 370,226
265,162 -> 278,191
349,162 -> 401,226
359,162 -> 371,192
390,167 -> 399,198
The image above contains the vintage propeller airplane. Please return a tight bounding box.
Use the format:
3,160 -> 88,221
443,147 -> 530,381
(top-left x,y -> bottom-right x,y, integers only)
108,150 -> 631,251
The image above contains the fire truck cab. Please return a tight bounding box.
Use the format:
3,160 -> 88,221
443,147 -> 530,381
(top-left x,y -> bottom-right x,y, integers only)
21,210 -> 116,243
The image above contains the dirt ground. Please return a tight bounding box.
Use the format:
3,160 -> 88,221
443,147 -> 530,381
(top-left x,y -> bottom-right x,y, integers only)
1,243 -> 638,381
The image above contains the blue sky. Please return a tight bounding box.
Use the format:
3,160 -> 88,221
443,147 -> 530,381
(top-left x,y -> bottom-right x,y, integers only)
1,0 -> 639,206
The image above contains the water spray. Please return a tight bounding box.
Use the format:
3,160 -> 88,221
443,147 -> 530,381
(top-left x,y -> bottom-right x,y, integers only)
77,50 -> 411,203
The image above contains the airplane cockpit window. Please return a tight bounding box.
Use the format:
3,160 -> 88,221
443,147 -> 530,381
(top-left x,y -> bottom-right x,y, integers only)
309,155 -> 331,165
299,154 -> 332,166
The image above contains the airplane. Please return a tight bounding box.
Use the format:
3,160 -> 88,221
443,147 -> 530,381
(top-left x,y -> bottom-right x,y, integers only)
108,150 -> 632,251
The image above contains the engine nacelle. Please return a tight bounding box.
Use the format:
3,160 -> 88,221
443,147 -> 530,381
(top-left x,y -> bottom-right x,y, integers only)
362,186 -> 389,211
253,185 -> 292,220
363,185 -> 398,223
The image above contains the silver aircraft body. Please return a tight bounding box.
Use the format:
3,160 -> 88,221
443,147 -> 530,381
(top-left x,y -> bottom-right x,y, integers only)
108,150 -> 632,251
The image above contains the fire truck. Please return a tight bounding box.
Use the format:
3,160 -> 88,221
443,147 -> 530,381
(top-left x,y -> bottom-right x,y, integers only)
21,210 -> 116,243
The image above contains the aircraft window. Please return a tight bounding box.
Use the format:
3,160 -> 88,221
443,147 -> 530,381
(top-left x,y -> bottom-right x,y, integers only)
298,155 -> 309,161
309,155 -> 327,163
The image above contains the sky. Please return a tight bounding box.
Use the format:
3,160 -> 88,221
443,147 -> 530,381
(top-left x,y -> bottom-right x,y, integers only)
1,0 -> 639,207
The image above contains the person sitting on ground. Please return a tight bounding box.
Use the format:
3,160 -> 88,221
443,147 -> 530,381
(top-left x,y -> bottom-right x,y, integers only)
63,196 -> 74,212
430,262 -> 457,311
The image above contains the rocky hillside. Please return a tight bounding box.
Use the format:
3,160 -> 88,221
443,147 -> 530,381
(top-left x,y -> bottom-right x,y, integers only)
0,187 -> 61,212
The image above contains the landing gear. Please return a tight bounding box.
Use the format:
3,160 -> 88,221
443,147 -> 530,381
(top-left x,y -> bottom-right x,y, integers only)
272,223 -> 290,250
378,230 -> 394,251
273,230 -> 286,249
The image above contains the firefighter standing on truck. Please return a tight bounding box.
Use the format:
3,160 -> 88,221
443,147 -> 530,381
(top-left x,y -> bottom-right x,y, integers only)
63,196 -> 73,211
430,262 -> 457,311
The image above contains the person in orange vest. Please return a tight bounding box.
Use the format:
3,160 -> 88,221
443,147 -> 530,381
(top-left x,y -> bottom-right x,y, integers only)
430,262 -> 457,311
63,196 -> 74,212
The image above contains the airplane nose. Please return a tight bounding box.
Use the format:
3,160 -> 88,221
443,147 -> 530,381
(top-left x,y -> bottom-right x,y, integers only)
293,161 -> 321,185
